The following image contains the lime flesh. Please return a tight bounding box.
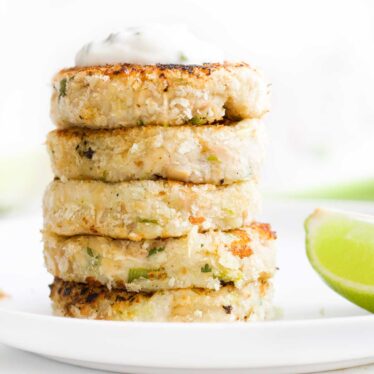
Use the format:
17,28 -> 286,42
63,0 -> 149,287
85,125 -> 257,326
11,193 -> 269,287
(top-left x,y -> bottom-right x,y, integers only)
305,208 -> 374,313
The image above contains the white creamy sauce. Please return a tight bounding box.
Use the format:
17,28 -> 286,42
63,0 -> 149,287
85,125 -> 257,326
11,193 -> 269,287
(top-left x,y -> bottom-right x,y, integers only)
75,24 -> 224,66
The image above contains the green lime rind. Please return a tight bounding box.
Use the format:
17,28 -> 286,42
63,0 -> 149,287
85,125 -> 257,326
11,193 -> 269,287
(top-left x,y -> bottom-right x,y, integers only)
305,208 -> 374,313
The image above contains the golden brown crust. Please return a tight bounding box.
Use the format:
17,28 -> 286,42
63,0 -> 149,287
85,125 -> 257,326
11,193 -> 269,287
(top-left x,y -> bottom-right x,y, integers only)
43,223 -> 277,292
55,62 -> 250,80
50,118 -> 235,137
51,61 -> 270,128
43,180 -> 261,240
46,118 -> 264,185
250,222 -> 277,241
49,277 -> 273,322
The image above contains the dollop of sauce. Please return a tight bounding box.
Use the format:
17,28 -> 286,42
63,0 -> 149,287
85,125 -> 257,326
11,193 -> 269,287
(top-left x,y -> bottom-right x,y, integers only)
75,24 -> 224,66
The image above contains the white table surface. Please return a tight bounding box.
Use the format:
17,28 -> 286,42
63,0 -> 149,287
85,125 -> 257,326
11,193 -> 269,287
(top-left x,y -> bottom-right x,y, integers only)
1,343 -> 374,373
1,206 -> 374,374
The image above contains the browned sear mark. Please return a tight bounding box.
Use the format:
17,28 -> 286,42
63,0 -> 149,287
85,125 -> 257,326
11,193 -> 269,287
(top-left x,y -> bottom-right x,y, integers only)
250,222 -> 277,240
230,230 -> 253,258
189,216 -> 205,225
258,271 -> 272,282
222,305 -> 232,314
60,62 -> 248,78
259,279 -> 270,297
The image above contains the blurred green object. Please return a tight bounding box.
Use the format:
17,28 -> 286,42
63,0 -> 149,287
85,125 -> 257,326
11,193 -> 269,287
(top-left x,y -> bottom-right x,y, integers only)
292,179 -> 374,201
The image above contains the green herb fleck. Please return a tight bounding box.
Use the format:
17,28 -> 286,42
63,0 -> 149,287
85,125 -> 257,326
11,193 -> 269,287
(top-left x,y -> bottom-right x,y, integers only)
223,208 -> 235,215
86,247 -> 101,267
87,247 -> 94,257
137,119 -> 144,126
179,52 -> 188,63
148,247 -> 165,257
190,116 -> 207,125
138,218 -> 159,224
207,155 -> 220,163
59,78 -> 67,98
201,263 -> 212,273
128,268 -> 150,283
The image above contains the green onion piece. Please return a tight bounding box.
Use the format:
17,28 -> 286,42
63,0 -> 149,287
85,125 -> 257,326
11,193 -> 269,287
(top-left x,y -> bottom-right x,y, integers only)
223,208 -> 235,215
201,263 -> 212,273
128,268 -> 150,283
148,247 -> 165,257
190,116 -> 207,125
59,78 -> 67,98
86,247 -> 94,257
138,218 -> 159,224
86,247 -> 101,267
207,155 -> 220,163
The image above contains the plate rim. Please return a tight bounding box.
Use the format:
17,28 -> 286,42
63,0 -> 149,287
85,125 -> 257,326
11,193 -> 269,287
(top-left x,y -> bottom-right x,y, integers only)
1,303 -> 374,369
0,303 -> 374,328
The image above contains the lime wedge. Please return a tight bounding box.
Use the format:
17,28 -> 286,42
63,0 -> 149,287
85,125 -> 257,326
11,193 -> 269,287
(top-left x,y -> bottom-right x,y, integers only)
305,208 -> 374,312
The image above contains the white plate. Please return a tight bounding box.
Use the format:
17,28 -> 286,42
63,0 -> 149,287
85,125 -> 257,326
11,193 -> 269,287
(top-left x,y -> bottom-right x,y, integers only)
0,199 -> 374,373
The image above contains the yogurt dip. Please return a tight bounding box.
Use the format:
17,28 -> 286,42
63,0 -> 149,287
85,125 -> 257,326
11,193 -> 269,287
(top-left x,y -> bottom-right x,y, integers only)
75,24 -> 224,66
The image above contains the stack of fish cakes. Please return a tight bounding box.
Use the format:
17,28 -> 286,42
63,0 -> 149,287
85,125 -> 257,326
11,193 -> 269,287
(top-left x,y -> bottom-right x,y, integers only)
43,62 -> 276,322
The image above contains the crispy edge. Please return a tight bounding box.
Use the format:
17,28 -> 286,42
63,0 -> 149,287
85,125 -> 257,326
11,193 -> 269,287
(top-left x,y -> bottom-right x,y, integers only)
53,62 -> 250,81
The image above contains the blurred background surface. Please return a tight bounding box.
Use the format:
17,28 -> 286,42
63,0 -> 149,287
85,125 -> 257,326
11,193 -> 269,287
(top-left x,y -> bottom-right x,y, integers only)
0,0 -> 373,214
